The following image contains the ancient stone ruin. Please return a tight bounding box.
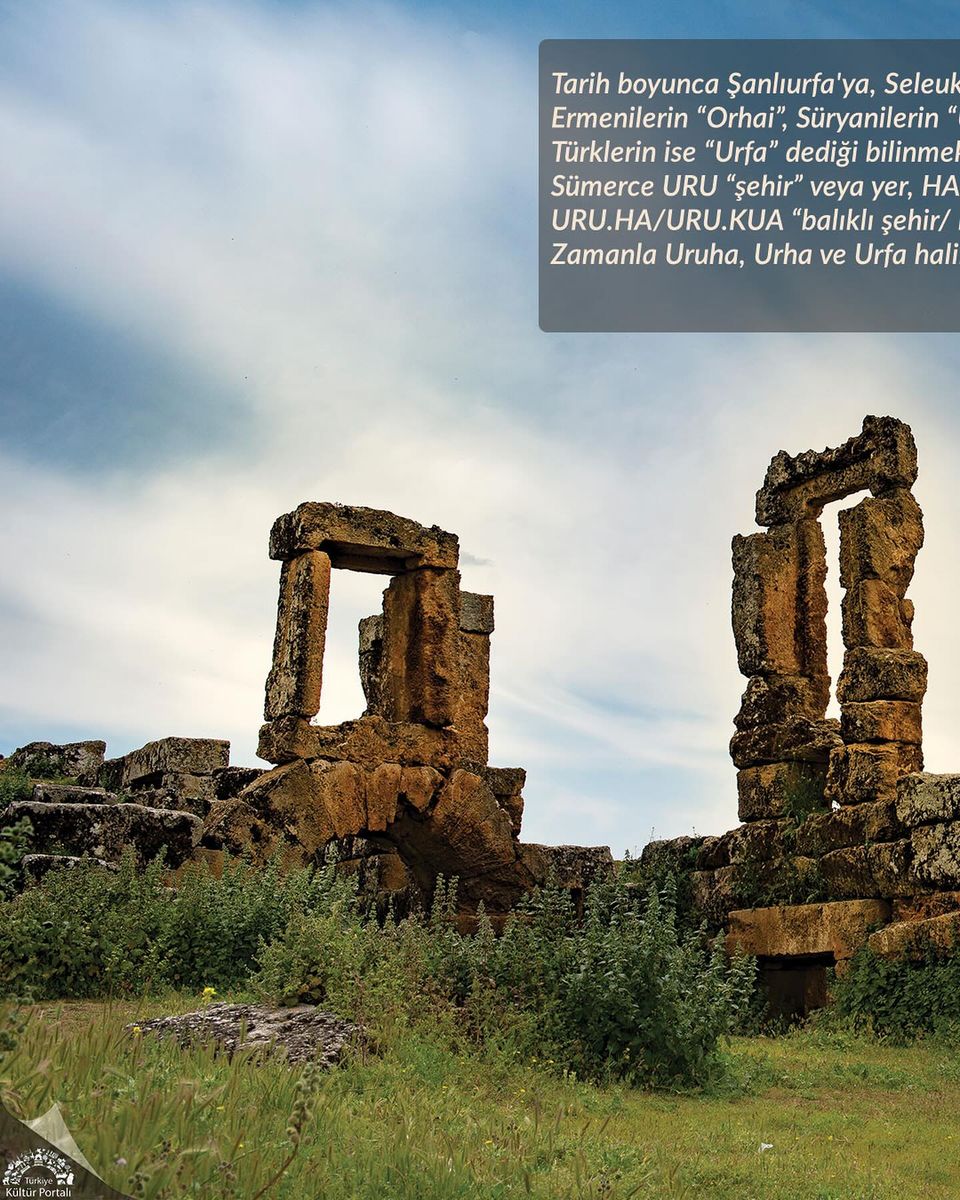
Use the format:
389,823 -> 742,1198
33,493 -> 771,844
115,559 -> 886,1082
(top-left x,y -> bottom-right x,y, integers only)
1,503 -> 611,916
643,416 -> 960,1016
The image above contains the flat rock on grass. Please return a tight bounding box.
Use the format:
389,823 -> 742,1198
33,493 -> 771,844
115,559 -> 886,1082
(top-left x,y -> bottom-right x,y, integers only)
130,1004 -> 362,1066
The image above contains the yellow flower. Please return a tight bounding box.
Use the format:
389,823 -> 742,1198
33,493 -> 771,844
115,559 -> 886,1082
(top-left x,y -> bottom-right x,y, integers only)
202,986 -> 217,997
132,1025 -> 142,1035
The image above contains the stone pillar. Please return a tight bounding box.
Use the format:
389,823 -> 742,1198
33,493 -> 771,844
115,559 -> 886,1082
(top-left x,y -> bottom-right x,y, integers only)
380,568 -> 461,727
829,488 -> 927,804
731,519 -> 836,821
457,593 -> 494,763
264,549 -> 331,721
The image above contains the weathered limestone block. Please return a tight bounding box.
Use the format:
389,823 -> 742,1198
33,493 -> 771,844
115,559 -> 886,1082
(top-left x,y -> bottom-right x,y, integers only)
485,767 -> 525,835
732,519 -> 828,679
31,783 -> 113,805
911,820 -> 960,888
460,592 -> 494,634
727,899 -> 891,960
381,568 -> 461,727
517,843 -> 614,892
755,416 -> 917,527
826,742 -> 923,806
265,550 -> 331,721
892,891 -> 960,922
712,856 -> 820,911
3,800 -> 200,867
868,911 -> 960,959
696,834 -> 732,871
8,740 -> 106,787
818,840 -> 914,899
639,835 -> 703,878
727,819 -> 791,865
383,770 -> 516,884
257,716 -> 456,771
269,502 -> 459,573
840,701 -> 921,745
201,795 -> 285,859
105,737 -> 230,790
839,489 -> 924,594
22,853 -> 117,884
734,674 -> 829,731
358,614 -> 385,715
837,647 -> 927,703
737,761 -> 828,822
365,763 -> 402,832
238,760 -> 339,858
214,766 -> 266,800
841,579 -> 914,650
896,773 -> 960,828
730,717 -> 842,769
792,801 -> 903,857
398,765 -> 444,813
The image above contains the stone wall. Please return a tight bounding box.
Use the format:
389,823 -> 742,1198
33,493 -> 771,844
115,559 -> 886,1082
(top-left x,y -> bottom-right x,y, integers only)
642,416 -> 960,1006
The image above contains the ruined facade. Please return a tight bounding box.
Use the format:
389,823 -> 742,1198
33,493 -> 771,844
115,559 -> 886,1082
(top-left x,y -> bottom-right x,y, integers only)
642,416 -> 960,1014
0,503 -> 612,916
206,500 -> 554,913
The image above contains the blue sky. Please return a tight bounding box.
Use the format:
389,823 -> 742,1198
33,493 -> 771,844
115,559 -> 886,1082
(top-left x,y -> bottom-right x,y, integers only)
3,1 -> 960,852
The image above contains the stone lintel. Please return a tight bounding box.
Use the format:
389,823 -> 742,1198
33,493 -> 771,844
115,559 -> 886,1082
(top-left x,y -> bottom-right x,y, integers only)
755,416 -> 917,527
269,502 -> 459,571
726,898 -> 891,960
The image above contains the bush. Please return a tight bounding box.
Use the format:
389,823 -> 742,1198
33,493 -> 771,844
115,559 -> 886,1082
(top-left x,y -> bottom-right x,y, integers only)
0,852 -> 755,1087
830,941 -> 960,1041
0,850 -> 346,999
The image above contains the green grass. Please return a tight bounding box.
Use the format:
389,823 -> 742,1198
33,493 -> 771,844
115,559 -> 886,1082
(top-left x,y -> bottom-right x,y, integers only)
3,997 -> 960,1199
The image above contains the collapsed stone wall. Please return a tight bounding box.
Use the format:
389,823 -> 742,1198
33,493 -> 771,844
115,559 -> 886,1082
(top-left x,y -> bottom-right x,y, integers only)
642,416 -> 960,999
1,504 -> 612,915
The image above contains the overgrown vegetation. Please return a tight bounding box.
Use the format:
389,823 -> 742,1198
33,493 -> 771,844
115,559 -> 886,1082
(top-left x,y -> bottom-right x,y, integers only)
0,852 -> 755,1088
0,771 -> 33,899
2,1002 -> 959,1200
829,940 -> 960,1042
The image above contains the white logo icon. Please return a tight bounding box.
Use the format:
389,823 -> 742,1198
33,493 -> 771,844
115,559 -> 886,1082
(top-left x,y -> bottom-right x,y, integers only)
2,1147 -> 74,1197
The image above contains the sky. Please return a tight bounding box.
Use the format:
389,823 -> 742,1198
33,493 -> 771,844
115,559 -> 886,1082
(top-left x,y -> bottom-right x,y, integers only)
3,0 -> 960,852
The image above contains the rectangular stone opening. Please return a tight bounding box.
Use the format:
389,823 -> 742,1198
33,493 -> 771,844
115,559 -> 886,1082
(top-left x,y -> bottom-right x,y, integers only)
758,953 -> 833,1022
820,495 -> 861,727
317,571 -> 390,726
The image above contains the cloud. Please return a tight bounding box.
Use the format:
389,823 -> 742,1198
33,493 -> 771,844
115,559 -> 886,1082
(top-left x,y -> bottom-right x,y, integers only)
1,1 -> 959,851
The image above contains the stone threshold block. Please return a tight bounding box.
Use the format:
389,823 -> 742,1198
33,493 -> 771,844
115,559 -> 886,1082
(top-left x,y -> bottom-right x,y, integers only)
726,898 -> 891,962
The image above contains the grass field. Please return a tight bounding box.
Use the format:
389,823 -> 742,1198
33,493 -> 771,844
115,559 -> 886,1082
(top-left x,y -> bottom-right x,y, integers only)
3,995 -> 959,1200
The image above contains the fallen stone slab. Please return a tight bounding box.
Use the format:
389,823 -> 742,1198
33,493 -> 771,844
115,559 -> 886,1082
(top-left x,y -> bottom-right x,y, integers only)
3,800 -> 200,867
21,853 -> 117,885
31,783 -> 115,806
8,740 -> 106,787
130,1003 -> 363,1066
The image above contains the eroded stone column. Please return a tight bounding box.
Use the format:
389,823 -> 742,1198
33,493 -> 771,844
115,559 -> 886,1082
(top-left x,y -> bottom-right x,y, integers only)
731,518 -> 836,821
264,549 -> 331,721
380,567 -> 462,727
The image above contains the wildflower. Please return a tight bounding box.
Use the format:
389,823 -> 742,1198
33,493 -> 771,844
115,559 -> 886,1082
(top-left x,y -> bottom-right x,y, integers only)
131,1025 -> 142,1036
758,1143 -> 773,1153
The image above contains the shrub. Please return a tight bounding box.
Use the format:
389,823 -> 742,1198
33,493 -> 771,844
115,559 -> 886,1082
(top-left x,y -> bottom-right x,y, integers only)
0,852 -> 755,1087
0,816 -> 32,900
830,940 -> 960,1041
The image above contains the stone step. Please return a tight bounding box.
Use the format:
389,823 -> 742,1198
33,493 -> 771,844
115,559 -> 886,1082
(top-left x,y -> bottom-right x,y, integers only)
4,800 -> 201,867
31,783 -> 116,805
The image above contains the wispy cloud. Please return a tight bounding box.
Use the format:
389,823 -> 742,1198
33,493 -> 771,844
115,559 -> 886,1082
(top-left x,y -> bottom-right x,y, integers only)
1,1 -> 959,850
